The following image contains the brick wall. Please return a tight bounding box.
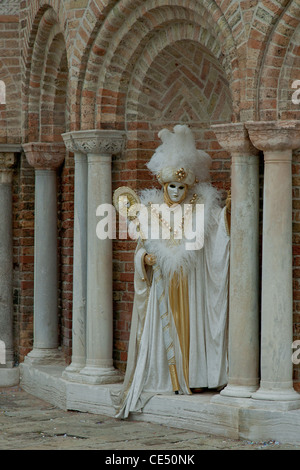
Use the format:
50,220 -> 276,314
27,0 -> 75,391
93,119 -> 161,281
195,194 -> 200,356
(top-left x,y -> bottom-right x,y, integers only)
13,154 -> 35,362
0,13 -> 26,362
57,155 -> 74,363
0,15 -> 21,144
2,0 -> 300,385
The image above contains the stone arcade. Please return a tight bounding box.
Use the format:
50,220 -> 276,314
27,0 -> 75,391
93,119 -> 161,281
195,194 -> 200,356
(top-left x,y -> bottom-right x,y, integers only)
1,0 -> 300,445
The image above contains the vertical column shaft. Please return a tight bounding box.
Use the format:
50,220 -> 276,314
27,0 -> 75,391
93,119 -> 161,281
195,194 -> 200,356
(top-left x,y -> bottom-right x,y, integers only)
79,153 -> 118,383
0,175 -> 14,367
87,154 -> 113,367
212,123 -> 260,397
62,130 -> 125,384
246,120 -> 300,403
63,151 -> 87,379
23,142 -> 65,365
259,150 -> 293,393
33,169 -> 59,349
0,154 -> 19,386
223,152 -> 260,396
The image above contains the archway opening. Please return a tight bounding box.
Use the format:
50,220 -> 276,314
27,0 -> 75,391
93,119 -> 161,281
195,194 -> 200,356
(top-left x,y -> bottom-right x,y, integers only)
19,6 -> 72,364
112,38 -> 233,372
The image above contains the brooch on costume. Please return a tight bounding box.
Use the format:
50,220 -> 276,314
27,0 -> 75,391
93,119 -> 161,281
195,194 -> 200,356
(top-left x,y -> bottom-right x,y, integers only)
175,167 -> 187,182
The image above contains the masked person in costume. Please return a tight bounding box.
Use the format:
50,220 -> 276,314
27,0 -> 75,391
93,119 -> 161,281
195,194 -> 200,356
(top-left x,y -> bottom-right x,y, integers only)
113,125 -> 230,419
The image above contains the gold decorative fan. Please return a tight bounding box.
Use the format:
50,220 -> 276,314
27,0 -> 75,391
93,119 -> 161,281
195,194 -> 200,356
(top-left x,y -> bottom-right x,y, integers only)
113,186 -> 140,220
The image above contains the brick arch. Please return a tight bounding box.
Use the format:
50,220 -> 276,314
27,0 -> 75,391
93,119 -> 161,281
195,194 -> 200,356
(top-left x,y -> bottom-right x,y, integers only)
78,0 -> 239,130
98,19 -> 234,128
126,33 -> 232,125
19,3 -> 72,363
23,6 -> 69,142
67,0 -> 115,132
40,33 -> 69,142
119,36 -> 233,191
108,1 -> 237,369
120,36 -> 233,192
277,22 -> 300,121
20,0 -> 68,65
257,1 -> 300,121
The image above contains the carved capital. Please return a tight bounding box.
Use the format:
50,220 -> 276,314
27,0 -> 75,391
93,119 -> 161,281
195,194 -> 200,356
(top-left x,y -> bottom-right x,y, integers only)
22,142 -> 66,170
245,120 -> 300,152
212,122 -> 259,156
62,130 -> 125,156
61,132 -> 85,154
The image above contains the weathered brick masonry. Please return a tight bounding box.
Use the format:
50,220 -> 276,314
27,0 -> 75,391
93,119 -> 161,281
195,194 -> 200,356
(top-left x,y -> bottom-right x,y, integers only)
1,0 -> 300,385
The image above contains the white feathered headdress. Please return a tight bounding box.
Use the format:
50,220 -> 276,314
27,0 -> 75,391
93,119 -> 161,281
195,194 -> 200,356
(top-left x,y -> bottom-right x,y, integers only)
147,125 -> 212,186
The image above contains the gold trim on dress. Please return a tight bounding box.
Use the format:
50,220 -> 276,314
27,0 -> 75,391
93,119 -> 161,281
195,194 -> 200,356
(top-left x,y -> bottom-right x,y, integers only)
169,363 -> 180,392
169,271 -> 191,393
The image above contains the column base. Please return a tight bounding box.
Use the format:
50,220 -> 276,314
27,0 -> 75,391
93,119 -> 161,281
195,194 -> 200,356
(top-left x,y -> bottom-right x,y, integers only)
252,386 -> 300,403
0,366 -> 19,386
211,392 -> 300,411
220,383 -> 259,398
79,365 -> 123,385
24,348 -> 65,365
62,361 -> 86,382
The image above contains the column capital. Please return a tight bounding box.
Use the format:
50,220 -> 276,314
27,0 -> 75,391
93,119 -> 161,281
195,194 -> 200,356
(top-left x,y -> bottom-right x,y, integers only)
22,142 -> 66,170
245,120 -> 300,152
61,129 -> 125,156
61,132 -> 85,155
212,122 -> 259,156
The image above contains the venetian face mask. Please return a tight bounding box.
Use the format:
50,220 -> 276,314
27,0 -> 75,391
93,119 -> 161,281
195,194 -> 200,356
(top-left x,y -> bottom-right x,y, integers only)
166,182 -> 187,204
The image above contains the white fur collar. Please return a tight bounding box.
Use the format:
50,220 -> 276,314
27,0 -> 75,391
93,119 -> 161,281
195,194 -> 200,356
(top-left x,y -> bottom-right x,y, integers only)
134,183 -> 223,277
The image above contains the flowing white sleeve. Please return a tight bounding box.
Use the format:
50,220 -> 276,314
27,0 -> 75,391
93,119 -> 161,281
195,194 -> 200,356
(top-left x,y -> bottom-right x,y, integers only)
134,245 -> 152,323
203,206 -> 230,387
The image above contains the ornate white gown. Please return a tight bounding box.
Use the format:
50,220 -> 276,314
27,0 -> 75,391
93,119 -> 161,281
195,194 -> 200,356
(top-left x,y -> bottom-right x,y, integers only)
114,183 -> 230,419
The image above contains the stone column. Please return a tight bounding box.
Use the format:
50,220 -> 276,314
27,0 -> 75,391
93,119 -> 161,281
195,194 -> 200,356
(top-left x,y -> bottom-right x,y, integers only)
61,133 -> 88,380
212,123 -> 260,398
0,151 -> 19,386
66,130 -> 125,384
23,143 -> 65,364
246,120 -> 300,404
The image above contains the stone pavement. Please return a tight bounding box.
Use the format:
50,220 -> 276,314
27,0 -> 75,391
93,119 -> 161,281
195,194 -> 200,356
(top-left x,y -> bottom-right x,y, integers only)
1,386 -> 300,451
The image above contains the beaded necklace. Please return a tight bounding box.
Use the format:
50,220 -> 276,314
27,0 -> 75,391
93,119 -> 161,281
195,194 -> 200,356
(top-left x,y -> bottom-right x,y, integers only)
147,193 -> 198,241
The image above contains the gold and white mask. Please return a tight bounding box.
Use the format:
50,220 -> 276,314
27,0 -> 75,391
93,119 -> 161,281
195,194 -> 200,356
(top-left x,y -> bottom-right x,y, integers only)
164,181 -> 187,205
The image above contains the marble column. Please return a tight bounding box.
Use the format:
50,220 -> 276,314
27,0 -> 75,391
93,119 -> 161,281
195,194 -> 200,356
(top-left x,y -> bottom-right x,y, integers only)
212,123 -> 260,398
23,142 -> 65,364
61,133 -> 87,380
63,130 -> 125,384
0,151 -> 19,386
246,120 -> 300,404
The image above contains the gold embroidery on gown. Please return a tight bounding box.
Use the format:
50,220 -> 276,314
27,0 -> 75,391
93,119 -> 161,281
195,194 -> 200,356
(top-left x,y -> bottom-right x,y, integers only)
169,270 -> 192,394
